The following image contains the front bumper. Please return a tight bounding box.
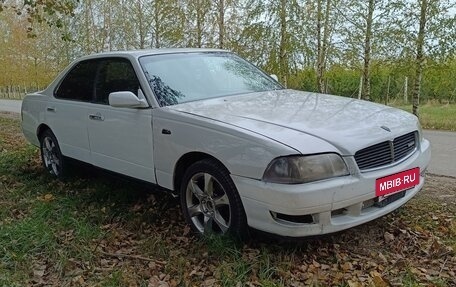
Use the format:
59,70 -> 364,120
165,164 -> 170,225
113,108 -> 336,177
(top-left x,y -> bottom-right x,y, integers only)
232,139 -> 431,237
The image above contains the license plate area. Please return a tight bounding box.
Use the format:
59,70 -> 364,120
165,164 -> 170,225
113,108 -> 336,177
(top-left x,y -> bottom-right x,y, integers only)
375,190 -> 406,207
375,167 -> 420,199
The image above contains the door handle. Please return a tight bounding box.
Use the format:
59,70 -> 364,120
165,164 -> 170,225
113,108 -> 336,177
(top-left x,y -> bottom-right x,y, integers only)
89,113 -> 104,121
161,129 -> 171,135
46,107 -> 56,112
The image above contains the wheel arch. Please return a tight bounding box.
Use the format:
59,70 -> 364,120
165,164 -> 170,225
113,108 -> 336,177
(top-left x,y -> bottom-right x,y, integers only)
36,123 -> 52,140
173,152 -> 230,193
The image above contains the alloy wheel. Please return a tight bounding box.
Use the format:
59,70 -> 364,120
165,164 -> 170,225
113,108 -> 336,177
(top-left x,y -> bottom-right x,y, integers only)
185,172 -> 231,234
41,136 -> 61,176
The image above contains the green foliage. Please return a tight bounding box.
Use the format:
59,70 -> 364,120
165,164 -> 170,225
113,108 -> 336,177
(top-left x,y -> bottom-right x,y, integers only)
1,0 -> 78,33
393,103 -> 456,131
0,0 -> 455,104
287,59 -> 456,103
288,68 -> 318,92
326,66 -> 360,97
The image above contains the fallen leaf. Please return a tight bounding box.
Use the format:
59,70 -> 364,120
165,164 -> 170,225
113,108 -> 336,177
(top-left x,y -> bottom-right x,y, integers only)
33,269 -> 45,277
378,252 -> 388,263
372,274 -> 389,287
341,262 -> 353,271
348,280 -> 361,287
169,279 -> 179,287
321,264 -> 330,270
203,278 -> 217,286
37,193 -> 55,202
384,232 -> 395,242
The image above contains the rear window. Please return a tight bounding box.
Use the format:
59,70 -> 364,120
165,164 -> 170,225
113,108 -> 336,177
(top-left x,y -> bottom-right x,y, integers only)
55,60 -> 99,102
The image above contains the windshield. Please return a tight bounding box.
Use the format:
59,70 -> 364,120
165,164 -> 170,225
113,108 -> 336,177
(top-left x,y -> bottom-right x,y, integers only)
139,52 -> 283,106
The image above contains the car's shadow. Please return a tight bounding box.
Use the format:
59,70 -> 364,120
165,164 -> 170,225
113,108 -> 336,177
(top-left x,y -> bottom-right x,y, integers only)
34,159 -> 392,252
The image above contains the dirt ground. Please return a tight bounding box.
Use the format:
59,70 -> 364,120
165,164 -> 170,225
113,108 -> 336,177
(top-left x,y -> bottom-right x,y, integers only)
0,111 -> 19,119
1,113 -> 455,286
423,174 -> 456,203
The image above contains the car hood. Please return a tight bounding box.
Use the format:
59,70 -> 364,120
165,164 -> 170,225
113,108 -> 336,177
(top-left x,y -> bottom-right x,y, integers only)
169,89 -> 419,155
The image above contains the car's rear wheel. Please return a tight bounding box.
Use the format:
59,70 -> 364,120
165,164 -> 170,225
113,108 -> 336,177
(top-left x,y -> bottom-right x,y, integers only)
39,130 -> 66,178
180,159 -> 247,238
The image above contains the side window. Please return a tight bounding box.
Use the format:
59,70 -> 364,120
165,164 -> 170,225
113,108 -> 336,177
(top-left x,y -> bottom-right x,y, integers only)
95,58 -> 141,105
55,60 -> 98,101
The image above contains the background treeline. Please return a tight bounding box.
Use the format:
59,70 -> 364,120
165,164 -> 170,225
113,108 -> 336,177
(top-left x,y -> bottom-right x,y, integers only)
0,0 -> 455,105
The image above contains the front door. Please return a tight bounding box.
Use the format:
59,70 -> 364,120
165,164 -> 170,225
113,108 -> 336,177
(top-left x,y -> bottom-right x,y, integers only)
87,58 -> 156,183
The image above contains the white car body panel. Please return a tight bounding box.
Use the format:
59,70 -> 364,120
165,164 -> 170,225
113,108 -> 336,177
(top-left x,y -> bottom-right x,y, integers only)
234,139 -> 430,236
45,99 -> 92,163
170,90 -> 419,155
152,108 -> 297,190
87,105 -> 156,183
21,94 -> 48,146
20,49 -> 431,238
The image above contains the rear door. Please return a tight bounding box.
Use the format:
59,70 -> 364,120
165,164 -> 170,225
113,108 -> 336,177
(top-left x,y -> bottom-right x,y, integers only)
86,57 -> 156,183
47,60 -> 99,162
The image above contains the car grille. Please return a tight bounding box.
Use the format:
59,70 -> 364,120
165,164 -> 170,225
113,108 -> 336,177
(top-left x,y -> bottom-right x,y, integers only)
355,131 -> 417,171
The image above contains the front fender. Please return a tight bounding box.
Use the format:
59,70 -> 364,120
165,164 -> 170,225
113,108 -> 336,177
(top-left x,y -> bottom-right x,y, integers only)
152,109 -> 298,190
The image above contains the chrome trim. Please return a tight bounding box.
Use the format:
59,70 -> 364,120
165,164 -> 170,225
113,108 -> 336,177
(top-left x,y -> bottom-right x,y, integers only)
355,131 -> 418,172
357,146 -> 418,173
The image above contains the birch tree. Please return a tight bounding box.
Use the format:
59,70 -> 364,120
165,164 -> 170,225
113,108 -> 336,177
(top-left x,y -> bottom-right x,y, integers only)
360,0 -> 374,101
216,0 -> 225,48
212,0 -> 242,50
335,0 -> 400,101
1,0 -> 456,104
239,0 -> 303,85
183,0 -> 212,47
316,0 -> 332,93
411,0 -> 428,116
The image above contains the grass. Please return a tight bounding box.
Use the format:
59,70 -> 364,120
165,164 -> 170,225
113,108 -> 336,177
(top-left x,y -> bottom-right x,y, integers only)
0,115 -> 455,286
391,102 -> 456,131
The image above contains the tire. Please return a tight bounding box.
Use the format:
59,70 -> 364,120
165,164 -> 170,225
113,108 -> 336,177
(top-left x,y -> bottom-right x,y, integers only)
180,159 -> 248,239
39,129 -> 66,179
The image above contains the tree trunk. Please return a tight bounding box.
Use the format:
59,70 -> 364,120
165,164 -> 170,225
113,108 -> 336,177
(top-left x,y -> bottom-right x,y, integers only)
404,76 -> 408,103
137,0 -> 145,49
322,0 -> 331,93
217,0 -> 225,49
153,1 -> 161,48
386,76 -> 391,105
278,0 -> 288,86
84,0 -> 91,54
316,0 -> 323,92
361,0 -> 374,101
107,3 -> 112,51
196,0 -> 204,48
88,0 -> 99,52
358,76 -> 363,99
412,0 -> 428,117
316,0 -> 331,93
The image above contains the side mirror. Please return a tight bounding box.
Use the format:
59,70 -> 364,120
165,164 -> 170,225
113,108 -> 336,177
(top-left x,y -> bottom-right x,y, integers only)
270,74 -> 279,81
109,91 -> 149,108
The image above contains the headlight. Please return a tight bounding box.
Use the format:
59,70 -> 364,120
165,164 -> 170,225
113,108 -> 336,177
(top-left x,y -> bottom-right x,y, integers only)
263,153 -> 349,184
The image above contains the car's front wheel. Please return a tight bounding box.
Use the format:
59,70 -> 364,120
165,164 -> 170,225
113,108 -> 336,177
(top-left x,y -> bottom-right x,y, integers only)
39,130 -> 66,178
180,159 -> 247,238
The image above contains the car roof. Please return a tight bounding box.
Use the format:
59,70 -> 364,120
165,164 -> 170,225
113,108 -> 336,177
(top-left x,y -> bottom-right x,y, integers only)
79,48 -> 229,61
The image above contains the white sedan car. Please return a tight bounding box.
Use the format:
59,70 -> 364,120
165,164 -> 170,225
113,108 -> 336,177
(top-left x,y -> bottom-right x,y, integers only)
21,49 -> 431,238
